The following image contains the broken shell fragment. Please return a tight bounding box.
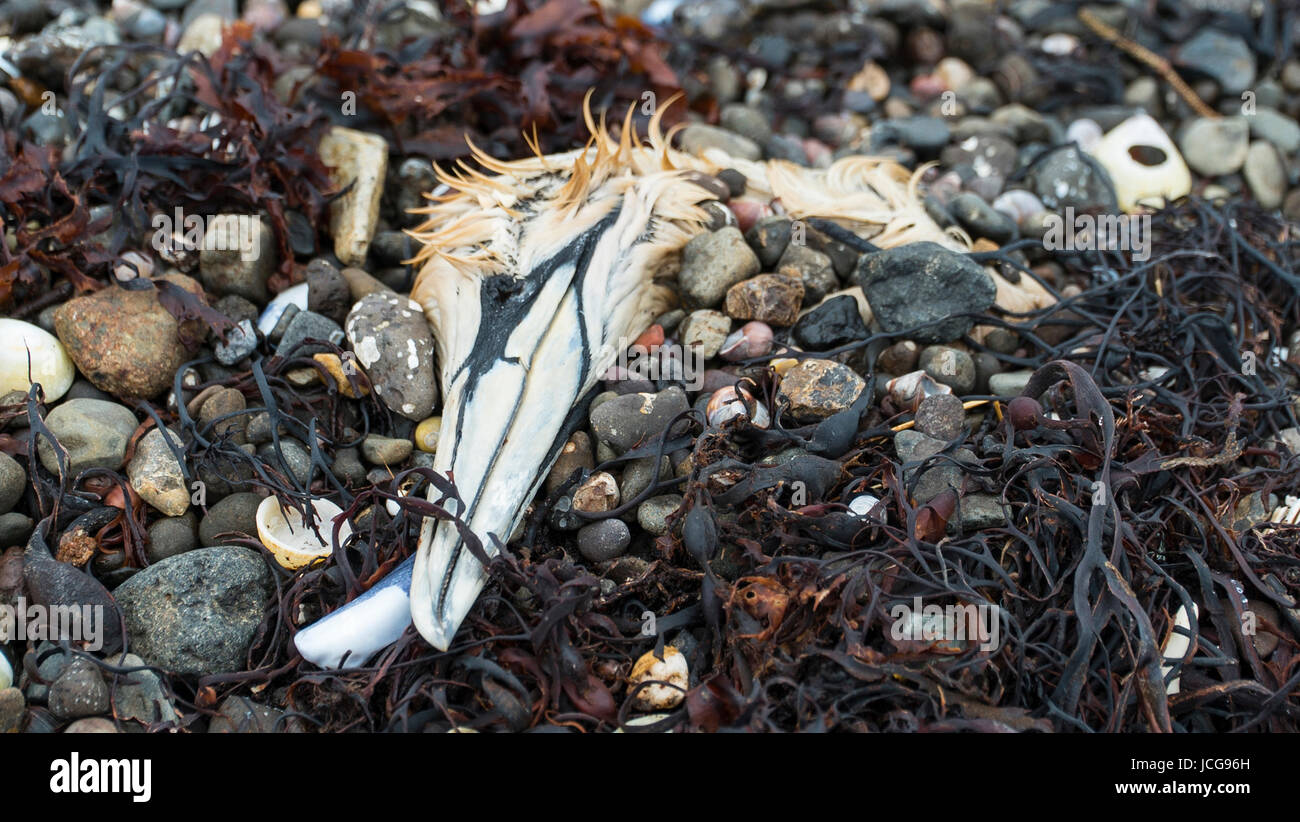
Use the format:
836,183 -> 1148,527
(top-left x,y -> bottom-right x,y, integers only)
886,370 -> 952,410
629,646 -> 689,711
256,495 -> 353,570
707,385 -> 771,428
1269,495 -> 1300,526
1088,113 -> 1191,213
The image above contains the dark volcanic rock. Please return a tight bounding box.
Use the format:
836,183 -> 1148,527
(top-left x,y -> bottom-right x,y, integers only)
853,243 -> 996,343
791,295 -> 869,351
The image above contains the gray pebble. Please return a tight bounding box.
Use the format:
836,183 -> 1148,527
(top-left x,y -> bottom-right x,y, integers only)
360,434 -> 412,467
0,452 -> 25,515
199,492 -> 261,546
576,518 -> 631,563
637,494 -> 683,537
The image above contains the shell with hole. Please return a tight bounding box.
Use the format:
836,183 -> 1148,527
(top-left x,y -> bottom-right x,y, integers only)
256,496 -> 353,570
1088,113 -> 1191,213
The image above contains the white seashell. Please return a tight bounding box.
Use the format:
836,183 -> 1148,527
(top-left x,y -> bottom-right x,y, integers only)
0,651 -> 11,690
0,319 -> 76,402
1088,113 -> 1191,213
257,282 -> 310,336
1159,603 -> 1198,695
629,646 -> 689,711
848,494 -> 884,521
256,495 -> 353,570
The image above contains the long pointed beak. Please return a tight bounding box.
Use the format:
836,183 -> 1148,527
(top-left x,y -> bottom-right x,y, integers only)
409,209 -> 637,650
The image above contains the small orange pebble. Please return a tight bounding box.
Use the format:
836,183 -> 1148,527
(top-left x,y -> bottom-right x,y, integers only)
971,238 -> 1000,253
632,324 -> 664,350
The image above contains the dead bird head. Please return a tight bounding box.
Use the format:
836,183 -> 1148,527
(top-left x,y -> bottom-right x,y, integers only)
402,94 -> 973,651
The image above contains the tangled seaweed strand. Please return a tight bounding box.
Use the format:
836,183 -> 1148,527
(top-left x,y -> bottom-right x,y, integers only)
238,194 -> 1295,733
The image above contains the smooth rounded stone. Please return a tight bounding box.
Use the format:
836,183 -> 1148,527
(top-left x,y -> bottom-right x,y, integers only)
214,319 -> 258,366
576,518 -> 631,563
256,439 -> 311,485
1027,145 -> 1119,213
48,658 -> 110,720
894,429 -> 972,503
0,319 -> 75,402
590,386 -> 690,453
915,393 -> 966,440
920,346 -> 976,395
545,431 -> 594,496
988,369 -> 1034,396
0,453 -> 24,515
678,310 -> 732,360
984,327 -> 1020,354
948,192 -> 1017,244
37,398 -> 138,476
243,411 -> 282,444
724,274 -> 804,327
199,387 -> 247,441
719,103 -> 772,145
114,546 -> 272,676
147,512 -> 198,563
345,292 -> 438,420
776,360 -> 865,422
973,351 -> 1000,394
197,214 -> 275,302
127,427 -> 189,517
0,513 -> 34,548
360,434 -> 412,467
871,116 -> 950,155
791,294 -> 869,351
745,216 -> 792,268
957,494 -> 1006,530
1065,118 -> 1103,154
941,133 -> 1018,182
620,456 -> 670,503
991,189 -> 1046,226
775,244 -> 838,305
1179,116 -> 1249,176
305,259 -> 351,324
678,123 -> 761,162
53,273 -> 206,399
332,447 -> 366,485
208,694 -> 298,733
877,339 -> 920,375
274,309 -> 343,358
853,242 -> 997,343
1249,107 -> 1300,155
1244,141 -> 1286,209
637,494 -> 683,536
678,227 -> 761,308
199,492 -> 262,546
1173,29 -> 1255,96
0,687 -> 24,732
210,294 -> 256,331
